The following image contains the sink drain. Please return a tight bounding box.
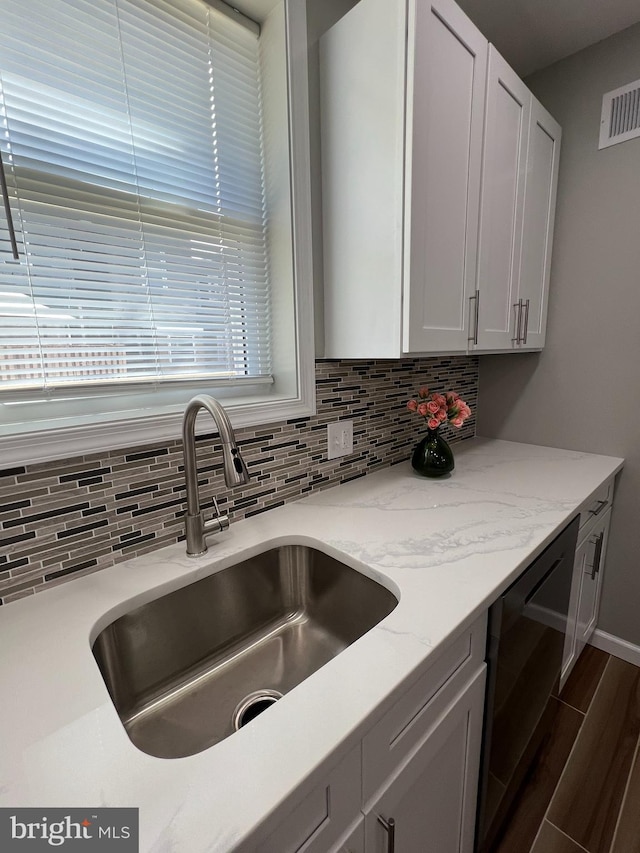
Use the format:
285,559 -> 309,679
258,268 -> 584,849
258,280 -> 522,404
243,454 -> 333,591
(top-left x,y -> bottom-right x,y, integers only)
233,689 -> 283,730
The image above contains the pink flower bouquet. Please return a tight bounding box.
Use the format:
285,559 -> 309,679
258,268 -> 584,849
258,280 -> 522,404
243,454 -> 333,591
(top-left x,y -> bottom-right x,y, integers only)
406,387 -> 472,431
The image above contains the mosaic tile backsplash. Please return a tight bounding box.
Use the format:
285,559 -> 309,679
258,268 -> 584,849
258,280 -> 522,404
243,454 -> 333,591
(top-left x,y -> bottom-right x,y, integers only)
0,356 -> 478,604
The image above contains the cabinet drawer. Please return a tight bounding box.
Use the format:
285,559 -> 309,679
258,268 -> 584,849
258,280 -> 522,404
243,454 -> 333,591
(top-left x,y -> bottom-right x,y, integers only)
362,615 -> 486,804
259,743 -> 361,853
577,478 -> 613,541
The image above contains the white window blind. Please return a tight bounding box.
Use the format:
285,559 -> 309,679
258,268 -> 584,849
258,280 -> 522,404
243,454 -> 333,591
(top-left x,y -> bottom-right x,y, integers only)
0,0 -> 271,394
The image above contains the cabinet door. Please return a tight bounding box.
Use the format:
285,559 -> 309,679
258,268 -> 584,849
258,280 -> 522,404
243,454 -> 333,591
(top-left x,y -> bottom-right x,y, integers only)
517,97 -> 561,350
561,507 -> 612,686
259,744 -> 362,853
560,535 -> 585,688
576,508 -> 611,658
364,667 -> 486,853
403,0 -> 487,354
475,47 -> 530,351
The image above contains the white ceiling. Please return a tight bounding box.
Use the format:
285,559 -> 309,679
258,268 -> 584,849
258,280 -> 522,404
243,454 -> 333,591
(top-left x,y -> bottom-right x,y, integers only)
455,0 -> 640,77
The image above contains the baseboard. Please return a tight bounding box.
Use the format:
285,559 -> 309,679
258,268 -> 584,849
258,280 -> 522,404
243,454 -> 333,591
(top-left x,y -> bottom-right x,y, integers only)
589,628 -> 640,667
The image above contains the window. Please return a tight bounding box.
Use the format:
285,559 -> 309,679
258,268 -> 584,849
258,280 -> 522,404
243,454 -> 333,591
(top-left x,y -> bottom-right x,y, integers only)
0,0 -> 314,465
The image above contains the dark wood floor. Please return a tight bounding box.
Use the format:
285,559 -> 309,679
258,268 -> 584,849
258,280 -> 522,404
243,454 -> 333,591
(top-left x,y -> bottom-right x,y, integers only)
492,646 -> 640,853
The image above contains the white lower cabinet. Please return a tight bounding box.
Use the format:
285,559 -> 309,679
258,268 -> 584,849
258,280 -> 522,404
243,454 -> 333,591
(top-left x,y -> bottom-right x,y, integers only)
257,617 -> 487,853
574,508 -> 611,659
259,743 -> 362,853
364,668 -> 486,853
561,480 -> 614,687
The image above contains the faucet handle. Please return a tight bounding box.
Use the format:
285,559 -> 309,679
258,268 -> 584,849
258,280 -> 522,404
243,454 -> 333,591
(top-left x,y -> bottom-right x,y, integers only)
203,497 -> 230,535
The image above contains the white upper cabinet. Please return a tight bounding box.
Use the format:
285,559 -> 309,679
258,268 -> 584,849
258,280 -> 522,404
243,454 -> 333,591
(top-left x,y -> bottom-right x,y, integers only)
516,99 -> 562,350
475,47 -> 530,351
320,0 -> 560,358
320,0 -> 407,359
320,0 -> 487,358
473,48 -> 562,352
404,0 -> 487,353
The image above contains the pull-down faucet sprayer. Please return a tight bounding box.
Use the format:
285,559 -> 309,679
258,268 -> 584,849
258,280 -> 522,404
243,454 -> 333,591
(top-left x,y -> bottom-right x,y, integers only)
182,395 -> 250,556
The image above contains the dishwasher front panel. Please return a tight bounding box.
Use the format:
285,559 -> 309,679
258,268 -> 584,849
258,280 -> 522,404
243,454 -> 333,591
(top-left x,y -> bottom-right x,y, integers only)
477,514 -> 579,852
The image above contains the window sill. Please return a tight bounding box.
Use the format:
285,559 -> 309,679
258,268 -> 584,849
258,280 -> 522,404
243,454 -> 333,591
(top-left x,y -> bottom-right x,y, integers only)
0,388 -> 316,468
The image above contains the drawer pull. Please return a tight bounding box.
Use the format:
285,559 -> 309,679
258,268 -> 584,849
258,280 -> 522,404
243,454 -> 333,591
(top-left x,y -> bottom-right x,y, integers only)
377,815 -> 396,853
589,499 -> 608,516
590,531 -> 605,580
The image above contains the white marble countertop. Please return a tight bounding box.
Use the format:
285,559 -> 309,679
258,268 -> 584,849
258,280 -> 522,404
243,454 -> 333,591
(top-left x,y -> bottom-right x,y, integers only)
0,438 -> 624,851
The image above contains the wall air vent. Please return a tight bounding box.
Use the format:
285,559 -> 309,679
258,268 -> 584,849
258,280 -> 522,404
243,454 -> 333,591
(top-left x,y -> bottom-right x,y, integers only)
599,78 -> 640,149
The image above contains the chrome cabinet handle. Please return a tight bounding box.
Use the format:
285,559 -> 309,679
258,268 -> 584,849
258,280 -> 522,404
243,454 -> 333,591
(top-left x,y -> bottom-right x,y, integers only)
468,290 -> 480,345
590,531 -> 604,580
377,815 -> 395,853
512,299 -> 523,344
521,298 -> 530,344
0,151 -> 19,260
589,499 -> 608,516
474,289 -> 480,345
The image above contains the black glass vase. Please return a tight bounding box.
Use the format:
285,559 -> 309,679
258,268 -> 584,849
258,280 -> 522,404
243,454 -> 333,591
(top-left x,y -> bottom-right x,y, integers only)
411,428 -> 455,477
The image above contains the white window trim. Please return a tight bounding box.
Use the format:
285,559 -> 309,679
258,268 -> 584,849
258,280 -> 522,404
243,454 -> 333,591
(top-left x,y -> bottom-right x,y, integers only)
0,0 -> 315,468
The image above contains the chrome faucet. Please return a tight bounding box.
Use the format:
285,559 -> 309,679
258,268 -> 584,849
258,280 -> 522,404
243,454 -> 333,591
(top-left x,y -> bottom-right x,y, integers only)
182,395 -> 250,556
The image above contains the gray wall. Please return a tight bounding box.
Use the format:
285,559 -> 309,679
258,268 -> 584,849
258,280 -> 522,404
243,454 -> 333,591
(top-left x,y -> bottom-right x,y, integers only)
478,23 -> 640,644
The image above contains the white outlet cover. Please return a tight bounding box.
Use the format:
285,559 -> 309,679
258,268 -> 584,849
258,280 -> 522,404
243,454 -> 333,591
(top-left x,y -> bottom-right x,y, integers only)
327,420 -> 353,459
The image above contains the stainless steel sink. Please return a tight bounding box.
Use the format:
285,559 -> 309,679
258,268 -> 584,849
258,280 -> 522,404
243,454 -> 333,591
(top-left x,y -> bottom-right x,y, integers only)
92,545 -> 397,758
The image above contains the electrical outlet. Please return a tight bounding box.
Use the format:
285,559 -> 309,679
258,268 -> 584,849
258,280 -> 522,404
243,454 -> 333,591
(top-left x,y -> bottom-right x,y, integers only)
327,420 -> 353,459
